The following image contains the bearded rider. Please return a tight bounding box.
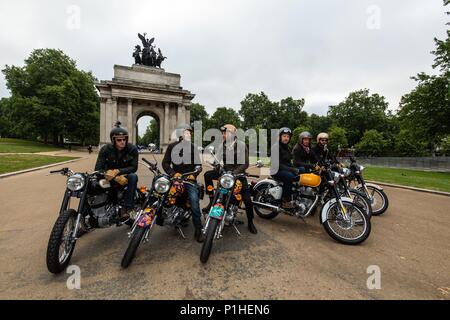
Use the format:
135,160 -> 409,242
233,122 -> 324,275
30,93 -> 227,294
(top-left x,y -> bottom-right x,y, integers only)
161,125 -> 204,242
292,131 -> 319,173
95,122 -> 139,221
312,132 -> 340,165
270,128 -> 299,209
203,124 -> 258,234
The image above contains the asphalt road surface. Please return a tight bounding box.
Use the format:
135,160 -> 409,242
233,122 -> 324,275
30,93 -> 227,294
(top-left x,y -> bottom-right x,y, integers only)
0,151 -> 449,299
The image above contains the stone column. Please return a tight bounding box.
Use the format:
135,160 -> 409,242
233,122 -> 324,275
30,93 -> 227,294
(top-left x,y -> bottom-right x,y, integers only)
105,98 -> 113,141
185,105 -> 191,126
164,102 -> 170,145
99,98 -> 107,144
127,99 -> 133,144
112,97 -> 118,126
177,104 -> 186,126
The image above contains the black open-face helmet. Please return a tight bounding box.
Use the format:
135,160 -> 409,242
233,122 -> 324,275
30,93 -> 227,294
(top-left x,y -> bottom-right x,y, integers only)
110,121 -> 129,144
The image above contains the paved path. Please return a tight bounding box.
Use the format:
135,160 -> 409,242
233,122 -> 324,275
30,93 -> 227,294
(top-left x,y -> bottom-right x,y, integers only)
0,152 -> 449,299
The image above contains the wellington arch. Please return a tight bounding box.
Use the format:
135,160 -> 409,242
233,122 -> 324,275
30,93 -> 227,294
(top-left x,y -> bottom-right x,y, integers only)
95,64 -> 195,152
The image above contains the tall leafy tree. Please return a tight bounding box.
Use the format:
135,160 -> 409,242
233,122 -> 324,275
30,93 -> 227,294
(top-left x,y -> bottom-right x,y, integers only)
328,89 -> 391,146
2,49 -> 99,145
208,107 -> 242,129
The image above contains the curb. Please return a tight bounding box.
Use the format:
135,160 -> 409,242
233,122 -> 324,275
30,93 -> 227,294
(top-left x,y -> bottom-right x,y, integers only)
367,180 -> 450,197
0,157 -> 85,179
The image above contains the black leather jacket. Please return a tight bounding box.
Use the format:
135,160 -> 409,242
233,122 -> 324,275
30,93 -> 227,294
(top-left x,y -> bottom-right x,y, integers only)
162,139 -> 202,177
95,143 -> 139,174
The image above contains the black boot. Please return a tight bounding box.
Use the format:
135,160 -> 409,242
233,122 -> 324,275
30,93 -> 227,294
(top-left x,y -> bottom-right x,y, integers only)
194,226 -> 204,243
248,219 -> 258,234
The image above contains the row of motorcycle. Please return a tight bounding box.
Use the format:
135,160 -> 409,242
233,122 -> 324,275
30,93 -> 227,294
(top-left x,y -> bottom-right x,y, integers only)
46,145 -> 389,273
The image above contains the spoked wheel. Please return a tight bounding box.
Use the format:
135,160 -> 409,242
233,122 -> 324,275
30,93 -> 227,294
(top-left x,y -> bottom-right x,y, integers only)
347,189 -> 373,219
200,218 -> 219,264
253,185 -> 280,219
322,200 -> 371,245
359,186 -> 389,215
46,209 -> 78,274
121,226 -> 147,269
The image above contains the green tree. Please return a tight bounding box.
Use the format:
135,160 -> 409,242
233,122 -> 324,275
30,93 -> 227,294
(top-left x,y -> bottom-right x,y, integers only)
2,49 -> 99,145
395,129 -> 427,156
307,113 -> 333,138
328,126 -> 348,152
355,130 -> 388,156
328,89 -> 391,146
190,102 -> 209,124
138,119 -> 160,147
208,107 -> 242,129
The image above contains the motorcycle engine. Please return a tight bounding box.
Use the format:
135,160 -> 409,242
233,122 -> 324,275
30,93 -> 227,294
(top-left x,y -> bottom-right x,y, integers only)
88,200 -> 118,228
164,206 -> 189,226
295,187 -> 315,215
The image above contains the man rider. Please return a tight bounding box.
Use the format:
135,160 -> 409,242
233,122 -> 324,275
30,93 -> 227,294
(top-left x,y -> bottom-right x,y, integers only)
95,122 -> 139,221
313,132 -> 339,165
270,128 -> 299,209
162,124 -> 204,242
203,124 -> 258,234
292,131 -> 318,173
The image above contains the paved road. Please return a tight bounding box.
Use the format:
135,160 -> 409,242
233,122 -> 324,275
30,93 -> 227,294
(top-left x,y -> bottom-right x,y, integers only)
0,152 -> 449,299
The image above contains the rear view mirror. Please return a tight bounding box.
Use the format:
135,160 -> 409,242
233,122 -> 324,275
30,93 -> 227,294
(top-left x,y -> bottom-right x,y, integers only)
256,160 -> 264,168
206,145 -> 215,155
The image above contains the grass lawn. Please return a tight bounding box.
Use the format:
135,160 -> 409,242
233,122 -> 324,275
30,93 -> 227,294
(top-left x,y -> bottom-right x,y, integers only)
0,138 -> 63,153
0,154 -> 78,175
364,166 -> 450,193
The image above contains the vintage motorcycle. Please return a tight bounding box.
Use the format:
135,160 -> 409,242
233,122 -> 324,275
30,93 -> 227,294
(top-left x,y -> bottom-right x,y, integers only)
200,146 -> 262,264
332,165 -> 373,219
121,147 -> 204,268
346,156 -> 389,215
252,159 -> 371,245
46,168 -> 144,274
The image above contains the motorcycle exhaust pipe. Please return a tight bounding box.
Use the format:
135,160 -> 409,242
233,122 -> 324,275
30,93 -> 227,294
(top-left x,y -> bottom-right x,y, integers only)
252,201 -> 284,212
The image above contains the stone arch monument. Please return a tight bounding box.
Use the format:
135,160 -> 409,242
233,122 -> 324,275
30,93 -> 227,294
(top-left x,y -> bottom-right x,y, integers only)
95,64 -> 195,152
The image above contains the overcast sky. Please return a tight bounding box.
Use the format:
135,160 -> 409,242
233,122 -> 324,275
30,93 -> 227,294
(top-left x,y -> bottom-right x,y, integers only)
0,0 -> 447,135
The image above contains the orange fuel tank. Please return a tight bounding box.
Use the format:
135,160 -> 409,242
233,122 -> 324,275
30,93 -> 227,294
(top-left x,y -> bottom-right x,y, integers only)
299,173 -> 321,188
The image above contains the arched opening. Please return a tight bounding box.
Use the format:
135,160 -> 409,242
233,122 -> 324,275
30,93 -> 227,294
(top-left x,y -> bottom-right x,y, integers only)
136,113 -> 160,151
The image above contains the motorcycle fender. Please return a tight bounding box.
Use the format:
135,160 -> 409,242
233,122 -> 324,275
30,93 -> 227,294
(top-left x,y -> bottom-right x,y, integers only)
252,179 -> 279,195
320,197 -> 353,224
357,183 -> 383,191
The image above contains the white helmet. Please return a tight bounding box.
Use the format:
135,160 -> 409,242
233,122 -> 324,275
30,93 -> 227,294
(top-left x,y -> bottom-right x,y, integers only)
317,132 -> 329,143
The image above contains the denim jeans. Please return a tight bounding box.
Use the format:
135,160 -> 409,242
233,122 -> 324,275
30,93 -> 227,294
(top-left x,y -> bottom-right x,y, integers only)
272,170 -> 297,200
184,183 -> 202,227
123,173 -> 138,208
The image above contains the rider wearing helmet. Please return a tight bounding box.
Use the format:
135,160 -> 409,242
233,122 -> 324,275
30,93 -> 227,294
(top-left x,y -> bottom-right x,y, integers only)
270,127 -> 299,209
292,131 -> 318,173
162,124 -> 204,242
313,132 -> 339,164
203,124 -> 258,234
95,121 -> 139,221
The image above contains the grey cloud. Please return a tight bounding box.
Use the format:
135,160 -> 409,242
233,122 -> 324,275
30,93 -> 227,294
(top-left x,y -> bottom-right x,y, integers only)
0,0 -> 447,118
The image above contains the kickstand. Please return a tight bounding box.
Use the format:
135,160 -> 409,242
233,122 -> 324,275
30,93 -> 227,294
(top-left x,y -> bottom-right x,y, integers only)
176,226 -> 186,239
296,214 -> 307,224
232,223 -> 242,236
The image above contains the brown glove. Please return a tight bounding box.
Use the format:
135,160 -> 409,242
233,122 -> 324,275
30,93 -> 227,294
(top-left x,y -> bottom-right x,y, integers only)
186,174 -> 196,182
173,172 -> 183,179
105,169 -> 120,181
114,174 -> 128,186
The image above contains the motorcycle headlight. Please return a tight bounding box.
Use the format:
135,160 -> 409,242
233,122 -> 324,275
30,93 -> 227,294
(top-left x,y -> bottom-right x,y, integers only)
67,174 -> 85,191
219,174 -> 235,189
343,168 -> 351,177
154,177 -> 170,194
